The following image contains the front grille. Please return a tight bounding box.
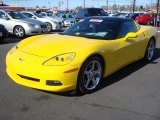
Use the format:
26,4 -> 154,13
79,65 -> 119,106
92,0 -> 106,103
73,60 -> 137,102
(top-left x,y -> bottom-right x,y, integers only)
41,25 -> 47,28
17,74 -> 40,82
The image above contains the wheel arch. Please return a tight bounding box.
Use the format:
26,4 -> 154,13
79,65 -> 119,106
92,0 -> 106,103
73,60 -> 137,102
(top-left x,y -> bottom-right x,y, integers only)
150,36 -> 156,46
80,53 -> 106,77
13,25 -> 25,34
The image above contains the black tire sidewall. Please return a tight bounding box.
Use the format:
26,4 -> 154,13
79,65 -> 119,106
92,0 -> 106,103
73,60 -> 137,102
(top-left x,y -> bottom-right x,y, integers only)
77,56 -> 103,94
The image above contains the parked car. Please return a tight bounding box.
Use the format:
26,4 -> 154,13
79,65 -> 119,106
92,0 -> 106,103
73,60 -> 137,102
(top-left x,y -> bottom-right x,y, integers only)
21,11 -> 61,32
62,14 -> 76,27
0,24 -> 8,41
6,17 -> 158,94
39,12 -> 63,28
0,10 -> 47,38
129,13 -> 144,20
149,14 -> 160,26
76,8 -> 107,22
135,14 -> 154,25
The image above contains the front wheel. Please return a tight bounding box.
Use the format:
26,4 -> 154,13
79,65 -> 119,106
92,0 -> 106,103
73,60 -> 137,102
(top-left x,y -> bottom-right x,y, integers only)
77,56 -> 103,94
14,26 -> 25,38
45,22 -> 52,32
143,39 -> 155,62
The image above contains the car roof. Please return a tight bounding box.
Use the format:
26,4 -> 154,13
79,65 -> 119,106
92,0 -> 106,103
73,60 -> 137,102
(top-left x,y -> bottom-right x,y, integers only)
0,9 -> 16,12
86,16 -> 132,22
81,8 -> 103,10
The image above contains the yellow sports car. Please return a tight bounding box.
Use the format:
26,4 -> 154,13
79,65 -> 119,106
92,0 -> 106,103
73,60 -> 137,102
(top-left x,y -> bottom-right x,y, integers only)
6,17 -> 158,94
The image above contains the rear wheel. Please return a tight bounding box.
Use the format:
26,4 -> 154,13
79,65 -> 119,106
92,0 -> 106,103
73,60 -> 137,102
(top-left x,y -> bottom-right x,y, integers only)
76,56 -> 103,94
14,26 -> 25,38
143,39 -> 155,62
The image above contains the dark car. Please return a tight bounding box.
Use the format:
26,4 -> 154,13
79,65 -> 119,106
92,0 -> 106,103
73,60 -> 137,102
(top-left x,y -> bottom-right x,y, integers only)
76,8 -> 107,22
149,14 -> 160,27
129,13 -> 144,20
0,24 -> 8,42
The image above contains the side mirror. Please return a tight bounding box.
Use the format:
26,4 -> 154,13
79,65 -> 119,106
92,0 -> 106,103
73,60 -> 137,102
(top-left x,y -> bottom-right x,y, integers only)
2,15 -> 10,20
125,32 -> 138,39
32,16 -> 36,19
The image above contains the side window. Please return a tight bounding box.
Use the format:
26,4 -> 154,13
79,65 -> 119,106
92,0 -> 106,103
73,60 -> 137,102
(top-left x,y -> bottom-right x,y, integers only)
119,21 -> 137,38
23,13 -> 33,18
0,12 -> 7,19
77,9 -> 86,18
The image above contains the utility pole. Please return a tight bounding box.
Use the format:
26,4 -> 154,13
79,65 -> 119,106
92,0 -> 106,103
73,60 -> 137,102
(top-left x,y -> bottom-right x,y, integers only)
106,0 -> 108,11
133,0 -> 136,13
67,0 -> 68,10
84,0 -> 85,8
156,0 -> 160,27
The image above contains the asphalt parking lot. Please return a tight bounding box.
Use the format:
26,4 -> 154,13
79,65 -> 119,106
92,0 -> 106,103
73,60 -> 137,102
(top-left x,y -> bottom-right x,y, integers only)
0,33 -> 160,120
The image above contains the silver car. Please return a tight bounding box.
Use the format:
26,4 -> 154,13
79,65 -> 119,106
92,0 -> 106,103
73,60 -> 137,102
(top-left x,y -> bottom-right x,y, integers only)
39,12 -> 64,28
0,10 -> 47,38
21,11 -> 61,32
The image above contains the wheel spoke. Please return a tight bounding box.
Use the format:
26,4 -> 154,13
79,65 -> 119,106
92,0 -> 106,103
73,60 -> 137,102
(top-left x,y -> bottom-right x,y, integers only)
94,70 -> 101,75
91,78 -> 97,87
91,61 -> 96,70
84,71 -> 89,76
85,78 -> 91,88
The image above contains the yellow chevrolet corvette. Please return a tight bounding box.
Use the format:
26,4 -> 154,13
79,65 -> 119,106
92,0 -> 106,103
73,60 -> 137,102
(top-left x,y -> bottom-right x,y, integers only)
6,17 -> 158,94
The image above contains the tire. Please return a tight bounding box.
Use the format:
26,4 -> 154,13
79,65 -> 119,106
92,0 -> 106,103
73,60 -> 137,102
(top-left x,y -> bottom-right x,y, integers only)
45,22 -> 52,32
14,26 -> 25,38
76,56 -> 103,94
143,39 -> 155,62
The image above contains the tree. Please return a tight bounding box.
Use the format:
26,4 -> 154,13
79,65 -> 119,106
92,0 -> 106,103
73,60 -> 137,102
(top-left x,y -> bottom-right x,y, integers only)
112,4 -> 118,11
120,5 -> 126,11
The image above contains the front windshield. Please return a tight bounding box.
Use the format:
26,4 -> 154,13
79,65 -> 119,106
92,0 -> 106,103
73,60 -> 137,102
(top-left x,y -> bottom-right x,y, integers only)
47,12 -> 53,16
34,13 -> 43,18
39,13 -> 46,17
7,11 -> 26,19
55,13 -> 62,18
63,19 -> 119,40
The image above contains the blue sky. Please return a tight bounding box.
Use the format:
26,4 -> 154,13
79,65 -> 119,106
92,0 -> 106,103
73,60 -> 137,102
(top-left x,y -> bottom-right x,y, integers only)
4,0 -> 153,9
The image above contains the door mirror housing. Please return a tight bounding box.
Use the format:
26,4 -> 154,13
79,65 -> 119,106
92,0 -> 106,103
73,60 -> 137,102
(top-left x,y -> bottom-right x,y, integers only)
125,32 -> 138,39
32,16 -> 36,19
2,15 -> 10,20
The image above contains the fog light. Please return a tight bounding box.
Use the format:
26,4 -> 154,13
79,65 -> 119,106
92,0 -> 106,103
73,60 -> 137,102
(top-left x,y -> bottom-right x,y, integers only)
46,80 -> 62,86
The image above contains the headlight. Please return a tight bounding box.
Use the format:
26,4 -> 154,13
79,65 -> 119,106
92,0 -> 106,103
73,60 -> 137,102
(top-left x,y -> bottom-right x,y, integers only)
43,53 -> 76,66
27,24 -> 39,28
65,20 -> 70,23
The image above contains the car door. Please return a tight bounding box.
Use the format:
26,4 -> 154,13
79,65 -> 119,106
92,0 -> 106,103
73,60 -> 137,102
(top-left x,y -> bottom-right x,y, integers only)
115,20 -> 144,68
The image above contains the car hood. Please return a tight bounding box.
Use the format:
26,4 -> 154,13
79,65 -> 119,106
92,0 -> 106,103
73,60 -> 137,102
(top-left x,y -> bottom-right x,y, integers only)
19,34 -> 102,58
14,18 -> 45,25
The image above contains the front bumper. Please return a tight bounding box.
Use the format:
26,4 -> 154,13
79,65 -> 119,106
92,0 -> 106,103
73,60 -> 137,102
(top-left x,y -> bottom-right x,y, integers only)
6,50 -> 81,92
64,22 -> 75,27
25,26 -> 47,35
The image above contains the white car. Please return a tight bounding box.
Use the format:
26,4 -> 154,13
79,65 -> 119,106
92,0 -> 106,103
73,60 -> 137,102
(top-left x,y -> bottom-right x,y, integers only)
21,11 -> 61,32
39,12 -> 63,28
63,14 -> 76,27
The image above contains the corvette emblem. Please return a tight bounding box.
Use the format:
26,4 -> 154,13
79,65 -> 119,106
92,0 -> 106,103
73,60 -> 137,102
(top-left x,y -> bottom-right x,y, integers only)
19,58 -> 24,62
